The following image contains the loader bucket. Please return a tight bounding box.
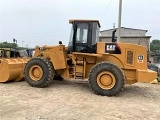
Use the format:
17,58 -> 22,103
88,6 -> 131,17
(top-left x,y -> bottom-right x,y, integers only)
0,58 -> 30,82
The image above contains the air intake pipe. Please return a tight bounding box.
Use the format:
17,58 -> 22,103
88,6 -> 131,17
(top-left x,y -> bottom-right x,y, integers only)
112,29 -> 117,42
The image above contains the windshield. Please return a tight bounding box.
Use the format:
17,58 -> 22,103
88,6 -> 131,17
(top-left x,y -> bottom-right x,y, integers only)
68,21 -> 100,53
68,23 -> 89,53
75,23 -> 89,52
76,23 -> 88,44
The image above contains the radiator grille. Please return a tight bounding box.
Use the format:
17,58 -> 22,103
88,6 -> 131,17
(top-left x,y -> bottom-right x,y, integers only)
127,51 -> 133,65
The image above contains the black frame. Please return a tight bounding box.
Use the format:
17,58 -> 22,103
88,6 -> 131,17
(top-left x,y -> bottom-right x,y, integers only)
68,22 -> 98,53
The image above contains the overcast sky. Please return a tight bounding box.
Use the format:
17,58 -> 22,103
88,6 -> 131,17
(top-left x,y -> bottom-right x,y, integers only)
0,0 -> 160,48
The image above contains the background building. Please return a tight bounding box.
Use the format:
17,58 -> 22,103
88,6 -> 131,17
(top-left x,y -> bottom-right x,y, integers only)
99,27 -> 151,51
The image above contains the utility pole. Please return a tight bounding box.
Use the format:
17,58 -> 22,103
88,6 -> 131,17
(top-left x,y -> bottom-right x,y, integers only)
22,41 -> 24,47
117,0 -> 122,42
13,38 -> 17,57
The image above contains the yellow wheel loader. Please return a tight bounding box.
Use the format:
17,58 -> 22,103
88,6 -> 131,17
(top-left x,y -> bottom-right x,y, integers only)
0,20 -> 157,96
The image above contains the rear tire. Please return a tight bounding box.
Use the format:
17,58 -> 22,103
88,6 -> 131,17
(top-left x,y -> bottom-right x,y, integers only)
88,62 -> 125,96
24,57 -> 55,88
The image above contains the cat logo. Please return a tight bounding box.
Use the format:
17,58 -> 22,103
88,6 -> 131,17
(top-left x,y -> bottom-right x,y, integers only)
106,45 -> 116,51
105,43 -> 121,54
138,55 -> 144,63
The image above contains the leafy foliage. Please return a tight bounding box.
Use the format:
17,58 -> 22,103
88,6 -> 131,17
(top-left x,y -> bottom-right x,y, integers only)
0,41 -> 29,50
0,42 -> 18,48
150,39 -> 160,52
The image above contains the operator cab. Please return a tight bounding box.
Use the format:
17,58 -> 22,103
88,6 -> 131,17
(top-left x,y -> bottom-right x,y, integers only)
68,20 -> 100,53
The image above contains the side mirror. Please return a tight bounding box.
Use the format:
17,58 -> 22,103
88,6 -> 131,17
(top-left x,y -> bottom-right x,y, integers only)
59,41 -> 62,45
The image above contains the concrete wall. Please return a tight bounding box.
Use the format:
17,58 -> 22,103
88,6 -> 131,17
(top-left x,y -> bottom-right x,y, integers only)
101,27 -> 147,37
99,37 -> 150,50
100,27 -> 151,51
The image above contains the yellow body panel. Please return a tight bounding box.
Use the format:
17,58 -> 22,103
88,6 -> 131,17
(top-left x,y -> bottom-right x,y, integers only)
0,42 -> 157,84
0,58 -> 29,82
69,19 -> 101,27
97,42 -> 148,69
95,42 -> 157,83
136,69 -> 157,83
67,42 -> 157,83
34,45 -> 67,70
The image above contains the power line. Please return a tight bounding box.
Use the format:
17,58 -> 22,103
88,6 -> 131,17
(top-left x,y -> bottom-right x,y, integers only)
100,0 -> 113,21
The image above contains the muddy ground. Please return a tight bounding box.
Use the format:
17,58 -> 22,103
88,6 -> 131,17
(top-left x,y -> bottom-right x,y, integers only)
0,79 -> 160,120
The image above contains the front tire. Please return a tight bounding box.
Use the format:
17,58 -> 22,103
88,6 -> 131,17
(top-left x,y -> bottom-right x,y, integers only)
88,62 -> 125,96
24,57 -> 55,88
54,75 -> 64,81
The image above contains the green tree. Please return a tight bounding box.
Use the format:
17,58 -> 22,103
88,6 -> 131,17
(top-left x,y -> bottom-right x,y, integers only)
0,41 -> 18,49
150,39 -> 160,52
0,41 -> 33,50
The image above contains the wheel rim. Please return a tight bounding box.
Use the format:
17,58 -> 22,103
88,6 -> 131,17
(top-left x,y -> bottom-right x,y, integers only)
29,65 -> 43,81
97,71 -> 116,90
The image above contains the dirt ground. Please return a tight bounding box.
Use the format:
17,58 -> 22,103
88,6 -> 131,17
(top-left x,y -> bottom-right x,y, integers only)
0,79 -> 160,120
